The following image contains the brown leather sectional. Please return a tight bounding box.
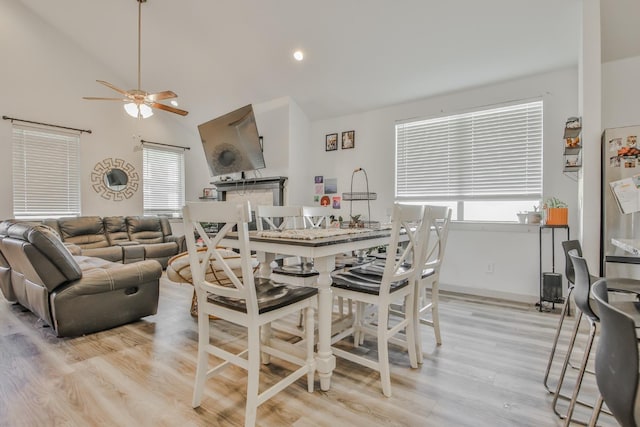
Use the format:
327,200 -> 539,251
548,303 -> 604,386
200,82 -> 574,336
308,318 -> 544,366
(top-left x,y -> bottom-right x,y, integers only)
0,220 -> 162,337
43,216 -> 185,269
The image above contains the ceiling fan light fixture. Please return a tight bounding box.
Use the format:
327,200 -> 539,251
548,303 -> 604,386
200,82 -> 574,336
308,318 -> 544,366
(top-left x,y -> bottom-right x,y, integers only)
124,102 -> 153,119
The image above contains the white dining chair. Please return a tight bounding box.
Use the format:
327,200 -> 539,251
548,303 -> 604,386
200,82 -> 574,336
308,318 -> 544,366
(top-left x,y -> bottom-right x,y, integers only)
255,205 -> 318,286
414,205 -> 451,359
301,205 -> 356,321
329,203 -> 430,397
255,205 -> 302,232
184,201 -> 317,427
301,206 -> 332,229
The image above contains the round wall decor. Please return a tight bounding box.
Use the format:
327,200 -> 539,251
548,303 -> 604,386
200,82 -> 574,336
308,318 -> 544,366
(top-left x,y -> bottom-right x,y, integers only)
91,158 -> 139,201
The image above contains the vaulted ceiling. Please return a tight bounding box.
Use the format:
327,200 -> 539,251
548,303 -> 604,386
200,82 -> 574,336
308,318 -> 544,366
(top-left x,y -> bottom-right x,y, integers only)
17,1 -> 631,125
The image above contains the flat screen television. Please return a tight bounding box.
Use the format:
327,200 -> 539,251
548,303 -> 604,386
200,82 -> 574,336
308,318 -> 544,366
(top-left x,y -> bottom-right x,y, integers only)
198,104 -> 265,177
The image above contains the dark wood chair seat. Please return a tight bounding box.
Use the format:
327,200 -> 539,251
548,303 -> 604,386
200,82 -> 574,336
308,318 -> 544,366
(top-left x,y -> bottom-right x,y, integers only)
208,278 -> 318,314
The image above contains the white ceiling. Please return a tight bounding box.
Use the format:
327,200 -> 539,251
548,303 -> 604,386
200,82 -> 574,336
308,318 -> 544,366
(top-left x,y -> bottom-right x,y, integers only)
16,1 -> 629,125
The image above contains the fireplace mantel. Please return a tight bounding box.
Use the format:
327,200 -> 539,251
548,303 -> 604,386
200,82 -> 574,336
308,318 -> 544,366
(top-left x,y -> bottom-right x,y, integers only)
213,176 -> 287,206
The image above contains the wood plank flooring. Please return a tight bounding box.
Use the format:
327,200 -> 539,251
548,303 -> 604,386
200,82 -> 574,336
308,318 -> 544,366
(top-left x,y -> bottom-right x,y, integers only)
0,276 -> 618,426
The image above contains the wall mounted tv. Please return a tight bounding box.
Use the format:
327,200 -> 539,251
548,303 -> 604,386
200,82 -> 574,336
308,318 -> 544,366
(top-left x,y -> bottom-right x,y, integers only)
197,104 -> 265,177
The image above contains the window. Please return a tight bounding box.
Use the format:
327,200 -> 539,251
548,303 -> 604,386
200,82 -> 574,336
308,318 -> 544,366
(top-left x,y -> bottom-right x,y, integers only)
12,125 -> 81,219
143,145 -> 185,217
395,100 -> 543,221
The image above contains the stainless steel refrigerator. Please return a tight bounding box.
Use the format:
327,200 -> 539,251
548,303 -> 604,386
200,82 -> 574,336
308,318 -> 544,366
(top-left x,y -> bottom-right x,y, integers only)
601,125 -> 640,278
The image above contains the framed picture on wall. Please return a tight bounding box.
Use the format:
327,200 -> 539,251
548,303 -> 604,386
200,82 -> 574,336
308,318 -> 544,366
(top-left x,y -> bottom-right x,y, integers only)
342,130 -> 355,149
325,133 -> 338,151
202,188 -> 216,199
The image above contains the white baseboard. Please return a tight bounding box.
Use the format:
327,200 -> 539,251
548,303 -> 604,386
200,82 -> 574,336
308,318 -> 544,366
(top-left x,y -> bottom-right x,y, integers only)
439,282 -> 539,305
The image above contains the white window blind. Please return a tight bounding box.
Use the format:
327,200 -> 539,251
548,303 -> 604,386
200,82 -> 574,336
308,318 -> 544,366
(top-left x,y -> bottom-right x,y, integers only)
12,125 -> 81,219
143,145 -> 185,217
396,100 -> 543,201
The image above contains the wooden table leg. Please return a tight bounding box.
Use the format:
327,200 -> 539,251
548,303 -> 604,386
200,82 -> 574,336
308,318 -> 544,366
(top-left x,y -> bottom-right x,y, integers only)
314,255 -> 337,391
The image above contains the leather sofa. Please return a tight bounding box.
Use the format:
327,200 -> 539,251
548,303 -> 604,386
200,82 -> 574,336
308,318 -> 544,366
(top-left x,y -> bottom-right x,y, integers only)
43,216 -> 185,268
0,220 -> 162,337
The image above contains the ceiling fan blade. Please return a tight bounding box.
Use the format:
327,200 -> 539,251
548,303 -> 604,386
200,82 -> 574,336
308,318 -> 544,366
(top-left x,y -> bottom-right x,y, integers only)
83,97 -> 127,101
150,102 -> 189,116
146,91 -> 177,102
96,80 -> 129,96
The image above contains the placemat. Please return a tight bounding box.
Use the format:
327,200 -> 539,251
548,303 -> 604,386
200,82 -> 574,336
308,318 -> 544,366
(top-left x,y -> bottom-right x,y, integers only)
255,227 -> 373,240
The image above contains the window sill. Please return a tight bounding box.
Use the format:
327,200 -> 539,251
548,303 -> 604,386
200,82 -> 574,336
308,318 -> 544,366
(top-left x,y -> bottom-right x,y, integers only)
450,221 -> 543,233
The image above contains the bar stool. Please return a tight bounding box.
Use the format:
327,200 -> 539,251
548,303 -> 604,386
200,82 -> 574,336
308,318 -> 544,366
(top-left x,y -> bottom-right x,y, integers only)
551,250 -> 598,424
589,279 -> 640,427
544,240 -> 640,394
543,240 -> 589,393
552,251 -> 640,425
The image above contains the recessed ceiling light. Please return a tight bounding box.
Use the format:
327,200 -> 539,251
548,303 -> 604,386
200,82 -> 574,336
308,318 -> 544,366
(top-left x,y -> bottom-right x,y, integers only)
293,50 -> 304,61
170,100 -> 179,107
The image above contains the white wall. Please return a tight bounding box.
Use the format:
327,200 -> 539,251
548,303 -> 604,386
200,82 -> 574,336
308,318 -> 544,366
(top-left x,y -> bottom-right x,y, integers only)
602,56 -> 640,129
287,100 -> 311,205
577,0 -> 602,271
299,68 -> 579,302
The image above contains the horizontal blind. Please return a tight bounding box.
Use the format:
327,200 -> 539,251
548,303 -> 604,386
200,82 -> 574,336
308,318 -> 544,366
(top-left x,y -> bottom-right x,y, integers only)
12,125 -> 81,218
396,100 -> 543,201
143,145 -> 185,216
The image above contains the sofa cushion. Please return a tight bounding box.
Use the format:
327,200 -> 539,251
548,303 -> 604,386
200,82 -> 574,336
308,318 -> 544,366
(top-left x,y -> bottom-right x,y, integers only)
127,216 -> 165,244
58,216 -> 110,248
104,216 -> 129,245
80,246 -> 124,263
71,256 -> 162,294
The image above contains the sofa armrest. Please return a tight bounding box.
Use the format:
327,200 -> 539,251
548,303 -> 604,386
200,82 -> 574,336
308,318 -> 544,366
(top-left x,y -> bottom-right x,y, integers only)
62,259 -> 162,296
122,244 -> 145,264
166,235 -> 186,253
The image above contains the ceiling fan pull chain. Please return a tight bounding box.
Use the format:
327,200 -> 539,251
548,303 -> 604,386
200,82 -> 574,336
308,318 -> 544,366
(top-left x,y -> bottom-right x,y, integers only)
137,0 -> 143,91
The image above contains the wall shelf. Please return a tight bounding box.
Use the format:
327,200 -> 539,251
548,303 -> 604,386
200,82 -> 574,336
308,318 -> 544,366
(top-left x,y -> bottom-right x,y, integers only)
563,117 -> 582,173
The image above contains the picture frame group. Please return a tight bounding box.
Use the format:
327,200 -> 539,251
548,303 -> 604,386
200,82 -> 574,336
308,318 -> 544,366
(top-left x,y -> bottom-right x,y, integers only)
325,130 -> 355,151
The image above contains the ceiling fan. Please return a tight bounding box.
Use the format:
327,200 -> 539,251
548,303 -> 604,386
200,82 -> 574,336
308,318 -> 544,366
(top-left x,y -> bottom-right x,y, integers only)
83,0 -> 188,118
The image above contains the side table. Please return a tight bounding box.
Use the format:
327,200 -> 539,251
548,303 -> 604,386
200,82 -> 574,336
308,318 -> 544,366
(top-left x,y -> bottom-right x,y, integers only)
538,224 -> 570,312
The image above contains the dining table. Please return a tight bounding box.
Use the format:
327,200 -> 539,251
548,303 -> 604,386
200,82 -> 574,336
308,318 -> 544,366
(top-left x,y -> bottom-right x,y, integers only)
220,226 -> 396,391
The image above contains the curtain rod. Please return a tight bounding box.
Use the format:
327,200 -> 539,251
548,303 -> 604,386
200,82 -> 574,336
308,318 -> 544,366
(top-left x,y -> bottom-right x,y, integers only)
140,139 -> 190,151
2,115 -> 92,134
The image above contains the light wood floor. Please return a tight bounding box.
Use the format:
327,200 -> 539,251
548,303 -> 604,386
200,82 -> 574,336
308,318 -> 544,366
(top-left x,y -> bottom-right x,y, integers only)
0,276 -> 618,427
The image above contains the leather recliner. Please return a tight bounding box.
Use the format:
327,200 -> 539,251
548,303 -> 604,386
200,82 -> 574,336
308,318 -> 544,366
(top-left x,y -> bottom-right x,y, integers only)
0,220 -> 162,337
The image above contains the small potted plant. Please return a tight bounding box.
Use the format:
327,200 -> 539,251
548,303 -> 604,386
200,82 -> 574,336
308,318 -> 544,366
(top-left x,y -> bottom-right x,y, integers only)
544,197 -> 569,225
349,214 -> 364,228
